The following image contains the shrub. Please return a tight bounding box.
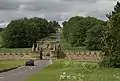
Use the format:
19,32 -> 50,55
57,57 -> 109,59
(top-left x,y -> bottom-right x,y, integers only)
57,50 -> 66,59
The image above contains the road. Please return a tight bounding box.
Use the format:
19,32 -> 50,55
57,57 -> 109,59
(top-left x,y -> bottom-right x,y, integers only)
0,57 -> 52,81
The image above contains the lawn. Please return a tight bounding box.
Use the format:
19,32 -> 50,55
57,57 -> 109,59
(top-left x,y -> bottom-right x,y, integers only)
0,59 -> 27,72
24,60 -> 120,81
0,48 -> 31,52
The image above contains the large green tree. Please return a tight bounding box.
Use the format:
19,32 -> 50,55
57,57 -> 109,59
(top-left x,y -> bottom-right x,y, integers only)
1,17 -> 57,48
1,19 -> 27,48
63,16 -> 105,47
49,21 -> 60,32
85,21 -> 106,50
100,2 -> 120,67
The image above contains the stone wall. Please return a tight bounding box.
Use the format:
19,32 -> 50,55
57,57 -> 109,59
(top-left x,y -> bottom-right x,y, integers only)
65,51 -> 102,61
0,51 -> 36,60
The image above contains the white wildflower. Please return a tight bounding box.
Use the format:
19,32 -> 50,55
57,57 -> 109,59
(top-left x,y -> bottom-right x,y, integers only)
82,62 -> 87,65
99,74 -> 101,77
60,75 -> 65,79
113,75 -> 116,77
63,72 -> 66,75
66,75 -> 71,79
78,74 -> 81,77
73,76 -> 76,79
117,73 -> 120,75
78,74 -> 84,78
115,76 -> 120,79
78,78 -> 83,81
81,75 -> 84,78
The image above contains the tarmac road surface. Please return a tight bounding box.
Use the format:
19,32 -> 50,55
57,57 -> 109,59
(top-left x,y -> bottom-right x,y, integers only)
0,57 -> 52,81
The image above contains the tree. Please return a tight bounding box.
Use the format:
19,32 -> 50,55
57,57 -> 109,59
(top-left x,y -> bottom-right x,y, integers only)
106,2 -> 120,19
100,2 -> 120,67
49,21 -> 61,32
1,19 -> 27,48
84,21 -> 106,50
84,24 -> 104,50
63,16 -> 104,47
0,28 -> 3,32
1,17 -> 57,48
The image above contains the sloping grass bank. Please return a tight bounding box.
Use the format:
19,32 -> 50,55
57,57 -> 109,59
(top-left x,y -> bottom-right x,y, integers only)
0,60 -> 26,72
0,48 -> 31,52
24,60 -> 120,81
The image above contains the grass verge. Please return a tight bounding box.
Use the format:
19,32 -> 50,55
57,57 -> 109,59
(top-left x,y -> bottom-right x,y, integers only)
0,59 -> 26,72
0,48 -> 31,52
24,60 -> 120,81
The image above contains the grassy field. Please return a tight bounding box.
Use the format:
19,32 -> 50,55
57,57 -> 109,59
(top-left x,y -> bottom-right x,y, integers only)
0,59 -> 26,72
24,60 -> 120,81
0,48 -> 31,52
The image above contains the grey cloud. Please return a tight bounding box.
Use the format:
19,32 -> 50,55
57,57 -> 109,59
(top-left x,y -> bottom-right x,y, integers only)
0,0 -> 20,10
0,0 -> 118,28
0,0 -> 37,10
22,1 -> 72,13
85,10 -> 107,20
0,11 -> 18,22
61,0 -> 97,3
61,0 -> 115,2
44,12 -> 70,21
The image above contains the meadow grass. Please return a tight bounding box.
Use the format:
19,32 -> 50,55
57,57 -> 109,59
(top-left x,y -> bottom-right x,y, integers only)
0,59 -> 27,71
24,60 -> 120,81
0,48 -> 31,52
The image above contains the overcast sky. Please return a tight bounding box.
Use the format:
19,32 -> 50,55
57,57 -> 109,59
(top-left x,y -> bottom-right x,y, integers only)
0,0 -> 118,27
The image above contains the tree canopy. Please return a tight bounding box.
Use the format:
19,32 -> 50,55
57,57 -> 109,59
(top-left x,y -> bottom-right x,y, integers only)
62,1 -> 120,68
62,16 -> 105,49
100,1 -> 120,67
1,17 -> 58,48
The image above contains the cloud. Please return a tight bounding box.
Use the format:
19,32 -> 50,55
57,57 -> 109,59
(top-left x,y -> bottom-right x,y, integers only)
0,22 -> 9,28
0,0 -> 118,27
0,0 -> 20,10
60,0 -> 97,3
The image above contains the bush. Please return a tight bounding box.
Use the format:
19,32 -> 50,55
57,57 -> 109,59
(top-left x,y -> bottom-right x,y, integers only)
57,50 -> 66,59
100,52 -> 120,68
